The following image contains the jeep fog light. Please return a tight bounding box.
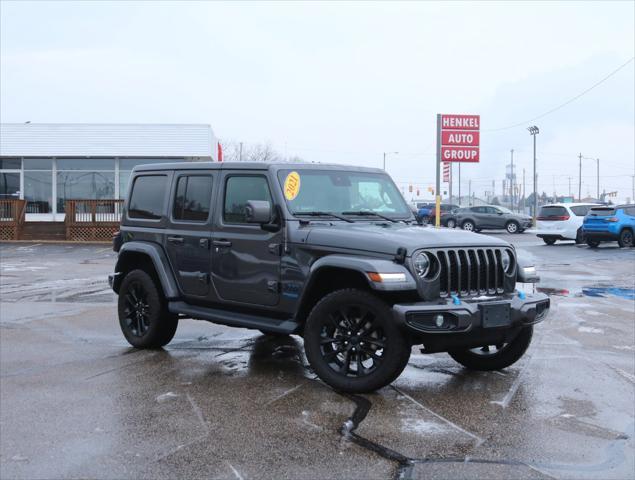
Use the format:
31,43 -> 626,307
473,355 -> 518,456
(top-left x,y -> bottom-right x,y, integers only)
367,272 -> 407,283
434,314 -> 444,327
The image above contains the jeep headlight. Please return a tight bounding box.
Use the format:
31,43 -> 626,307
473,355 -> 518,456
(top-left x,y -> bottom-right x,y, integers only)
413,252 -> 430,277
501,250 -> 512,273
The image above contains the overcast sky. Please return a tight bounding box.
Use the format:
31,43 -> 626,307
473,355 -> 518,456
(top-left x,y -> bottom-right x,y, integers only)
1,1 -> 634,202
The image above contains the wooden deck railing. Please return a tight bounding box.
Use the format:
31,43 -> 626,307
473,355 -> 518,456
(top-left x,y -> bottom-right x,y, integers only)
65,199 -> 123,241
0,199 -> 26,240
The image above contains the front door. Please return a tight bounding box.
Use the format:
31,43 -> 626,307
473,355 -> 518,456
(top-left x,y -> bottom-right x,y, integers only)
164,173 -> 214,297
211,172 -> 281,306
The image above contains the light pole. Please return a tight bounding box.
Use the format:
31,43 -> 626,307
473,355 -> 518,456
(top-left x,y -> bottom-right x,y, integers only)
383,151 -> 399,171
580,155 -> 600,201
528,126 -> 539,225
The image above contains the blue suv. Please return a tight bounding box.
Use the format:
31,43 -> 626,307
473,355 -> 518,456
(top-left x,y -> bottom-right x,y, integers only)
583,204 -> 635,248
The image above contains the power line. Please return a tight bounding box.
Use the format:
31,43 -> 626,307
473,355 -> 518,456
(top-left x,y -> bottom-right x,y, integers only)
484,56 -> 635,132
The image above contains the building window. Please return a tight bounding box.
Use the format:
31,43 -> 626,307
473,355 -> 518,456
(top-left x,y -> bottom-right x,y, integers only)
0,172 -> 20,199
23,159 -> 53,213
0,158 -> 21,169
56,159 -> 115,213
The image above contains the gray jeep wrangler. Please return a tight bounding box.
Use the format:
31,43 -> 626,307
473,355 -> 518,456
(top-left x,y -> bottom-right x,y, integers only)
109,162 -> 549,393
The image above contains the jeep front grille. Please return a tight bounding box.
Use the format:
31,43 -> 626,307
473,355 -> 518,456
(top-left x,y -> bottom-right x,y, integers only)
433,248 -> 509,297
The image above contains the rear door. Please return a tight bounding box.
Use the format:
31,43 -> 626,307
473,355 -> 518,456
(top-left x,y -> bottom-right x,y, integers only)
164,172 -> 214,298
488,207 -> 507,228
211,171 -> 281,306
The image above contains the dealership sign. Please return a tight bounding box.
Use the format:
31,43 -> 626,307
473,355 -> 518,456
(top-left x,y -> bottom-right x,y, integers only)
440,114 -> 480,163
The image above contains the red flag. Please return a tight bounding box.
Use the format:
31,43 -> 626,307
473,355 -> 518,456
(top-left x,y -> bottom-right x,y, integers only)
217,142 -> 223,162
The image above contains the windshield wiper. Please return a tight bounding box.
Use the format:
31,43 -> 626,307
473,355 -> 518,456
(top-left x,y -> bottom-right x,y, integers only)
294,211 -> 355,223
341,210 -> 398,223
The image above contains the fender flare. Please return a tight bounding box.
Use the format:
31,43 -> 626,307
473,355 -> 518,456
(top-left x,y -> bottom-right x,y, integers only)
306,254 -> 417,293
113,241 -> 179,299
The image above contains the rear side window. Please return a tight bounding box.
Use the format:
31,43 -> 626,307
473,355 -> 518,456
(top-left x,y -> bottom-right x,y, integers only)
570,205 -> 592,216
538,206 -> 568,218
128,175 -> 167,220
173,175 -> 213,222
624,207 -> 635,216
224,176 -> 272,223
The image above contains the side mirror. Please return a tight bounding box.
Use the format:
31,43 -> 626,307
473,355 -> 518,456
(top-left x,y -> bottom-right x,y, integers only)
245,200 -> 271,224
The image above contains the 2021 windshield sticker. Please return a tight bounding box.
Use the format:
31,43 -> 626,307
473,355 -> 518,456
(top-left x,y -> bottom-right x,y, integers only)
284,171 -> 301,200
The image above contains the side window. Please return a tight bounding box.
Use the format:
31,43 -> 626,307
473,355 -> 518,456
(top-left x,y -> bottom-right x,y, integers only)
173,175 -> 213,222
486,207 -> 498,214
471,207 -> 483,213
624,207 -> 635,217
224,175 -> 272,224
128,175 -> 167,220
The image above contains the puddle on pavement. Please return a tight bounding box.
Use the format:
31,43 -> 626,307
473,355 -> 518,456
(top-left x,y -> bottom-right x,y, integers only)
537,284 -> 635,300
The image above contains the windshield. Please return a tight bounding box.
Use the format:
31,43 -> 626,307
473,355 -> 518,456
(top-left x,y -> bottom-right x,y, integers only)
277,169 -> 411,219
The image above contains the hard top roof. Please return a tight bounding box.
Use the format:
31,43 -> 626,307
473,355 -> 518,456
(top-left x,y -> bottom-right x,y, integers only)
133,161 -> 385,174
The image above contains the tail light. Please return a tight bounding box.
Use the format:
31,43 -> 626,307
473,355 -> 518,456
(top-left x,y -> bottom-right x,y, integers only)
537,215 -> 569,221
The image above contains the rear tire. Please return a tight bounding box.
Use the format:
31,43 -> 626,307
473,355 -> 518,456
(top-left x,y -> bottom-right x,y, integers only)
303,289 -> 411,393
618,229 -> 634,248
259,329 -> 289,337
118,269 -> 178,348
575,228 -> 585,244
586,239 -> 600,248
449,326 -> 533,371
542,237 -> 557,245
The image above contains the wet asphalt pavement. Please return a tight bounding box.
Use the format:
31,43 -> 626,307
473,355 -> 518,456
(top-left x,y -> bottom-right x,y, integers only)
1,234 -> 634,479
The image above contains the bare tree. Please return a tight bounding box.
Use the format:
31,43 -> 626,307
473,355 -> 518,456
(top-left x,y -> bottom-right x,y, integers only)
218,139 -> 306,163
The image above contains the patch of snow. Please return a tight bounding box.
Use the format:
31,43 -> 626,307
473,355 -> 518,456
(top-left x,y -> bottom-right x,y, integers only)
578,326 -> 604,334
156,392 -> 180,403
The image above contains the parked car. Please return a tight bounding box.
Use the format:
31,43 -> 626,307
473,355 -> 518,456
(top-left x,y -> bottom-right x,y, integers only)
535,203 -> 600,245
442,208 -> 460,228
109,162 -> 548,393
453,205 -> 533,233
427,203 -> 460,225
583,204 -> 635,248
416,202 -> 435,223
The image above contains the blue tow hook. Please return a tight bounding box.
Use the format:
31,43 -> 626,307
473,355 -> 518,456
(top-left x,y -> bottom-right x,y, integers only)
517,290 -> 526,300
451,294 -> 461,305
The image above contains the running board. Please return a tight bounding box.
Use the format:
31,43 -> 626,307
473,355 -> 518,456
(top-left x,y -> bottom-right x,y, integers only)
168,301 -> 299,334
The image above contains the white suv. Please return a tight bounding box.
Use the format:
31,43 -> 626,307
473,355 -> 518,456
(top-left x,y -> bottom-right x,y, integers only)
535,203 -> 600,245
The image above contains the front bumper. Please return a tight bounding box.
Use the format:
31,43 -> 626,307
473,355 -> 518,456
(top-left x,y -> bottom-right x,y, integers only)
393,292 -> 549,352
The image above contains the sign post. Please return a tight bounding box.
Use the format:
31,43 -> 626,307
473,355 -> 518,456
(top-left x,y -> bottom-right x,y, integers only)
435,113 -> 480,226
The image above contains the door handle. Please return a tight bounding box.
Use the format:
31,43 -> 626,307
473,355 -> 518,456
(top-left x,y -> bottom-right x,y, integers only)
199,238 -> 210,249
212,240 -> 232,248
167,236 -> 184,245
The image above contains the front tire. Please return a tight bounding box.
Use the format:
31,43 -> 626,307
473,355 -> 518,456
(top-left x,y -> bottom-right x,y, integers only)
303,289 -> 411,393
118,269 -> 178,348
506,221 -> 519,234
447,219 -> 456,229
586,239 -> 600,248
618,229 -> 634,248
461,220 -> 475,232
449,326 -> 533,371
542,237 -> 557,245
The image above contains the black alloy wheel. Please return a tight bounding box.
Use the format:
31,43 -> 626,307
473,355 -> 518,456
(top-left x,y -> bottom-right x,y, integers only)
318,305 -> 387,378
304,289 -> 410,393
118,269 -> 178,348
123,280 -> 151,337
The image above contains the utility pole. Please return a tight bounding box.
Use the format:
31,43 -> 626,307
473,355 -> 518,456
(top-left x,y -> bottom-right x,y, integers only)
578,152 -> 582,202
468,179 -> 472,205
522,168 -> 526,213
458,163 -> 462,206
510,149 -> 514,211
383,151 -> 398,171
596,158 -> 600,200
528,126 -> 539,225
239,142 -> 243,161
449,163 -> 453,203
568,177 -> 572,197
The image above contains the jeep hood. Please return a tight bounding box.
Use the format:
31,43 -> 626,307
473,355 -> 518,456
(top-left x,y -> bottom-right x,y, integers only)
303,222 -> 510,256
